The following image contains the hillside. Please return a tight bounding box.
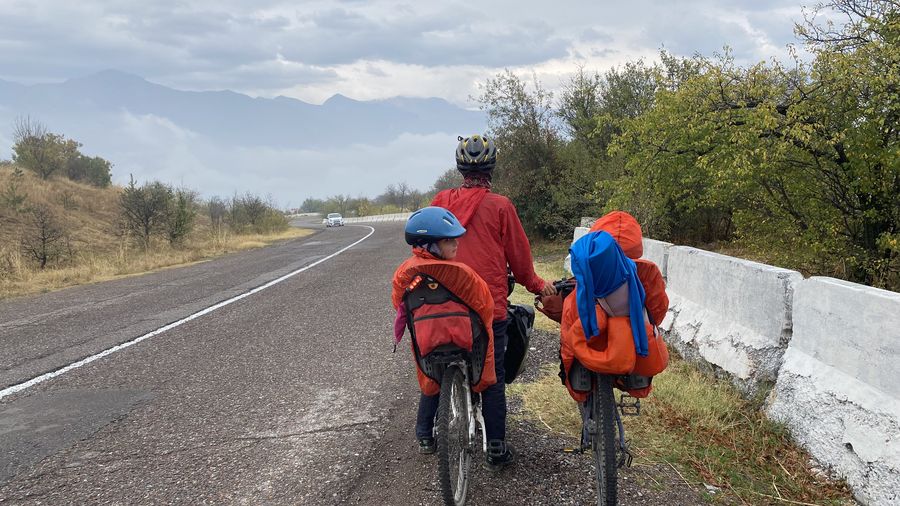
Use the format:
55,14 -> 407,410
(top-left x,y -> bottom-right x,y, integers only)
0,164 -> 122,257
0,163 -> 308,299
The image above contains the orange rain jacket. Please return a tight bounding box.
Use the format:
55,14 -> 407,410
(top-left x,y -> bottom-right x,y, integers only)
392,248 -> 497,396
560,211 -> 670,400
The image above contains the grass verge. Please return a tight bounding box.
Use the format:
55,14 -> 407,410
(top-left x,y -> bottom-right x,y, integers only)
0,227 -> 313,300
511,360 -> 854,505
508,240 -> 571,332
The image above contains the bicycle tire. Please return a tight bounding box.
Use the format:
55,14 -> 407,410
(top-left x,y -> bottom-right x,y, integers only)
592,373 -> 618,506
436,365 -> 471,506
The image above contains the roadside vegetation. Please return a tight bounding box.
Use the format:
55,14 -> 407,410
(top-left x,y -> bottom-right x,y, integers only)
298,170 -> 463,217
470,0 -> 898,291
508,248 -> 854,505
0,129 -> 304,299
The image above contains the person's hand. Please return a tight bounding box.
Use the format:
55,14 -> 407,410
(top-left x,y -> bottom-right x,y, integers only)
540,280 -> 557,297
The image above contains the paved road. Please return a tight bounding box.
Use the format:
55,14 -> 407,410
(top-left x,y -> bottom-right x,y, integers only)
0,219 -> 701,505
0,221 -> 420,504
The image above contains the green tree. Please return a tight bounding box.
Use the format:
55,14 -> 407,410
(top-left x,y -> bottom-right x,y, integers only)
120,176 -> 173,249
478,70 -> 566,236
300,197 -> 325,213
431,168 -> 463,193
67,154 -> 112,187
609,0 -> 899,287
21,204 -> 65,269
166,188 -> 197,246
12,118 -> 68,180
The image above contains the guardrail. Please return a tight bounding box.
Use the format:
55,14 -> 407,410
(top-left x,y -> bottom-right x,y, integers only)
343,212 -> 412,224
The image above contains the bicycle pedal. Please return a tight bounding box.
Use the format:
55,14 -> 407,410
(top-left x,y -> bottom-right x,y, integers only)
617,393 -> 641,416
617,449 -> 634,469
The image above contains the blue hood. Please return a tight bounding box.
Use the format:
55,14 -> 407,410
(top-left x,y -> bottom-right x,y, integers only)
569,231 -> 648,357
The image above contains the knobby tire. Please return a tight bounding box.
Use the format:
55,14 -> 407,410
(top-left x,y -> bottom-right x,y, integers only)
437,365 -> 471,506
592,373 -> 618,506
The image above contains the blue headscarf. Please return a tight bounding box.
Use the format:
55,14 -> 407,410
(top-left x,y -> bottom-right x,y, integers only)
570,231 -> 648,357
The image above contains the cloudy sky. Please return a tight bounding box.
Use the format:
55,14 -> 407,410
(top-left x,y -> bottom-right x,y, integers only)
1,0 -> 809,105
0,0 -> 812,204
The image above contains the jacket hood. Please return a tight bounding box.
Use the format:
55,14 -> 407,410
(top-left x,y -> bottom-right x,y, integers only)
431,187 -> 489,227
589,211 -> 643,259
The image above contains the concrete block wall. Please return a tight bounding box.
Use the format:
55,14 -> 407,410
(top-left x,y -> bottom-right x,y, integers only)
641,239 -> 672,281
342,212 -> 412,224
767,278 -> 900,505
563,226 -> 589,274
664,247 -> 802,396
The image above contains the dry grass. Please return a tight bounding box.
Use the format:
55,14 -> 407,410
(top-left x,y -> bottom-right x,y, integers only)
511,358 -> 855,505
0,166 -> 312,300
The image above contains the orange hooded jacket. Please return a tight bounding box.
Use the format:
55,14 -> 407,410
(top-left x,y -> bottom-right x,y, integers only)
392,248 -> 496,396
560,211 -> 669,401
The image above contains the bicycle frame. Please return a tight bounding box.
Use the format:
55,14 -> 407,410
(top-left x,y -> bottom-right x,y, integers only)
452,359 -> 488,454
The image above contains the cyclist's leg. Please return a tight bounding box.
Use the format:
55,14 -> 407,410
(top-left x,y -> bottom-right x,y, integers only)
415,392 -> 440,439
481,319 -> 509,441
482,319 -> 517,470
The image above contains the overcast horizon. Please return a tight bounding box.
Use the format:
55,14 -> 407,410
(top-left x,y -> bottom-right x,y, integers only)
0,0 -> 816,204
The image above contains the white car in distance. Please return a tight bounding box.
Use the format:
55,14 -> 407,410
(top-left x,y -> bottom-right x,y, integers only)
325,213 -> 344,227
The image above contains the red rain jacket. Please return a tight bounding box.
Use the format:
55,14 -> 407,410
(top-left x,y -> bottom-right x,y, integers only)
432,188 -> 545,321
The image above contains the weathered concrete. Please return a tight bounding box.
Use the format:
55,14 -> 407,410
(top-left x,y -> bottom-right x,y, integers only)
767,277 -> 900,506
343,212 -> 412,223
563,226 -> 590,274
664,246 -> 803,396
641,239 -> 672,280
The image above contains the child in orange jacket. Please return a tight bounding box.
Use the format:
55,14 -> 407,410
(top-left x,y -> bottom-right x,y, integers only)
559,211 -> 669,401
391,207 -> 495,454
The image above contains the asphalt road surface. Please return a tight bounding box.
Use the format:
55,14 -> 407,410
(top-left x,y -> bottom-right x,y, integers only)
0,219 -> 701,505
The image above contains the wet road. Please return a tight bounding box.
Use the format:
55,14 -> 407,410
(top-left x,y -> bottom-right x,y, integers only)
0,221 -> 417,504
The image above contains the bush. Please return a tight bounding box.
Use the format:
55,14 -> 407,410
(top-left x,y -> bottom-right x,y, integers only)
21,204 -> 67,269
120,176 -> 172,249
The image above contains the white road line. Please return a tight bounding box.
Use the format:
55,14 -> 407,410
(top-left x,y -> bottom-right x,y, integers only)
0,226 -> 376,401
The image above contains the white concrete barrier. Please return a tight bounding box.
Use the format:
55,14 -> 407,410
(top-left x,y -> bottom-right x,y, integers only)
343,212 -> 412,224
641,239 -> 672,280
563,226 -> 590,274
562,223 -> 900,503
664,246 -> 803,395
767,277 -> 900,505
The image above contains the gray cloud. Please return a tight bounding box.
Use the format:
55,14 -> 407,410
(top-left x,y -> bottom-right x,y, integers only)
0,0 -> 807,98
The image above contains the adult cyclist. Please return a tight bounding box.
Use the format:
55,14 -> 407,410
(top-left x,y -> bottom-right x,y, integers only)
430,134 -> 557,471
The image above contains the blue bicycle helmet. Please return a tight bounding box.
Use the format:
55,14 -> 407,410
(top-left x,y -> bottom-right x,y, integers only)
404,206 -> 466,246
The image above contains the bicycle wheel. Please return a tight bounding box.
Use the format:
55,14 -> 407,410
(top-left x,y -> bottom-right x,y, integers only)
436,365 -> 472,506
592,373 -> 618,506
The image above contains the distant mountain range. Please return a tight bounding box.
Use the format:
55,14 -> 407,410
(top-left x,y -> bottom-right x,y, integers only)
0,70 -> 486,149
0,70 -> 487,201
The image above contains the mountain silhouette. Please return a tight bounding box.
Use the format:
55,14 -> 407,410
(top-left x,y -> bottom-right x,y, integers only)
0,70 -> 485,149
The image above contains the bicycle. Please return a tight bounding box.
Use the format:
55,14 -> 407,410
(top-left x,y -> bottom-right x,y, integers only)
403,272 -> 534,506
537,278 -> 641,506
570,364 -> 642,506
403,274 -> 491,506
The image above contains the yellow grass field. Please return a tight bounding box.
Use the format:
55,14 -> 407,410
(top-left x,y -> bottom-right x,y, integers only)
0,165 -> 312,300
